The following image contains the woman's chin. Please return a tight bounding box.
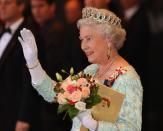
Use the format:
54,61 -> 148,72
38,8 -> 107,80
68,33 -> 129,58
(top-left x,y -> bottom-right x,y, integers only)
87,57 -> 95,64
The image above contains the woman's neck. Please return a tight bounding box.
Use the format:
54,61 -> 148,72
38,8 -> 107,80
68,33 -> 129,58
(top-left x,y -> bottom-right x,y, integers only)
96,54 -> 129,80
96,52 -> 119,79
98,50 -> 118,70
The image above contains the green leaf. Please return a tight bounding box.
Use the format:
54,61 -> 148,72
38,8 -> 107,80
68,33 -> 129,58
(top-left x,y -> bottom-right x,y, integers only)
90,85 -> 98,96
85,98 -> 93,109
56,72 -> 63,82
57,104 -> 70,114
70,67 -> 74,75
93,95 -> 102,105
68,106 -> 79,119
54,86 -> 64,93
85,94 -> 102,109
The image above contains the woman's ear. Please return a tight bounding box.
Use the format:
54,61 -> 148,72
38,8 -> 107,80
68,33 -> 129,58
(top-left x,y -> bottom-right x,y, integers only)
106,37 -> 112,47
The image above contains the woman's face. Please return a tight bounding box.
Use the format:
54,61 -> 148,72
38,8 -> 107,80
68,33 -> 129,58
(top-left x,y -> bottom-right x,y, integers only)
79,26 -> 108,64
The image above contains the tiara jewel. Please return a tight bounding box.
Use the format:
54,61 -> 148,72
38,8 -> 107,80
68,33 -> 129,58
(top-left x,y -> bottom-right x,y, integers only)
82,7 -> 121,27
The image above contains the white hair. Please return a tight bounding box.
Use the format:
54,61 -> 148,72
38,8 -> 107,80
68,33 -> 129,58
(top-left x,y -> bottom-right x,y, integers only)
77,18 -> 126,50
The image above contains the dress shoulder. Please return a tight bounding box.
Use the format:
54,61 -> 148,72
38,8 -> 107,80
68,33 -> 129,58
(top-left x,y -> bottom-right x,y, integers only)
83,64 -> 98,76
112,66 -> 143,95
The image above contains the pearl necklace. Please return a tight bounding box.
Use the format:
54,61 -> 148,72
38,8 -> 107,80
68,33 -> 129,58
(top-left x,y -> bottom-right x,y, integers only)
95,55 -> 118,79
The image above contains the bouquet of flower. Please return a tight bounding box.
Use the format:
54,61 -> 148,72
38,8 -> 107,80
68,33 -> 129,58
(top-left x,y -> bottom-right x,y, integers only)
53,68 -> 104,119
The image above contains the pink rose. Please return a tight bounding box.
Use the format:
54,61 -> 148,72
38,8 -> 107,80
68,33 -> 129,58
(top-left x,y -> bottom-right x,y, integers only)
61,77 -> 72,91
61,83 -> 68,91
67,85 -> 77,94
68,100 -> 76,105
77,78 -> 87,87
69,90 -> 82,102
63,92 -> 71,99
82,87 -> 90,98
57,93 -> 67,104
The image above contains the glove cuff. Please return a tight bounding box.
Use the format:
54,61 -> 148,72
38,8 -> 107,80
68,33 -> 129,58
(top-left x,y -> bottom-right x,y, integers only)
26,59 -> 39,69
28,62 -> 45,85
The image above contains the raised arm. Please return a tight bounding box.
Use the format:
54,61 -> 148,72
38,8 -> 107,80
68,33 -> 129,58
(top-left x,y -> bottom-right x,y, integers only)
18,28 -> 56,102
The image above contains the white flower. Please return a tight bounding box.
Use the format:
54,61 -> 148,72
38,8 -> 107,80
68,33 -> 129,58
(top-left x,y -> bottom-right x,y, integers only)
75,101 -> 86,111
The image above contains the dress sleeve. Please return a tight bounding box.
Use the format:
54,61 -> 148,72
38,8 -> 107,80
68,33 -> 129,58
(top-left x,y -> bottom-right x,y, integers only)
97,72 -> 143,131
32,73 -> 56,103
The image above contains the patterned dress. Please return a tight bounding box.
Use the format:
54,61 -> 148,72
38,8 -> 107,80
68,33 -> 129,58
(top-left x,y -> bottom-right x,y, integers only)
33,64 -> 143,131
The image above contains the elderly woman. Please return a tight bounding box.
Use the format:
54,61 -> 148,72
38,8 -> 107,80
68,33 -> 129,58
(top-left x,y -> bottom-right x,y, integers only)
19,7 -> 142,131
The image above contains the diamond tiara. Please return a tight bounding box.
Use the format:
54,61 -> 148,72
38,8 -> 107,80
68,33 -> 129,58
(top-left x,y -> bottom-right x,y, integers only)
82,7 -> 121,27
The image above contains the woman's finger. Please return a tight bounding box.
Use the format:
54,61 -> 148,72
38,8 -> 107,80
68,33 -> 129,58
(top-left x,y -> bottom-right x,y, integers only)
18,36 -> 28,49
18,36 -> 24,46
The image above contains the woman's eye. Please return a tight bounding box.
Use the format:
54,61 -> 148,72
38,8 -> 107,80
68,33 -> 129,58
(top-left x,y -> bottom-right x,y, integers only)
86,37 -> 91,41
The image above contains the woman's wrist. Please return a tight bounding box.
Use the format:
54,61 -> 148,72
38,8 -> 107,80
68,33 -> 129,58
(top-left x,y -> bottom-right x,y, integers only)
26,60 -> 39,69
28,62 -> 45,85
95,121 -> 99,131
90,120 -> 98,131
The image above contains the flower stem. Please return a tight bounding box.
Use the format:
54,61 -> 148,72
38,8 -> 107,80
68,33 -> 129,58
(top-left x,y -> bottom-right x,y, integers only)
63,111 -> 68,120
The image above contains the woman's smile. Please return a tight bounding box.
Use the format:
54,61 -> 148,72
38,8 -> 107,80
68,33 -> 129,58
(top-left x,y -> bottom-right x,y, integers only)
85,51 -> 94,57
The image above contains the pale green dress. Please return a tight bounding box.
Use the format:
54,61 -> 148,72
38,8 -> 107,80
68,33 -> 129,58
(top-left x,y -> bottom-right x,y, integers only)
33,64 -> 143,131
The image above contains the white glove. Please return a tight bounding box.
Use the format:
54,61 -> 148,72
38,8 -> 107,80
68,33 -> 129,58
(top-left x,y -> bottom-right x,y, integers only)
18,28 -> 45,85
77,110 -> 98,131
18,28 -> 38,67
71,117 -> 81,131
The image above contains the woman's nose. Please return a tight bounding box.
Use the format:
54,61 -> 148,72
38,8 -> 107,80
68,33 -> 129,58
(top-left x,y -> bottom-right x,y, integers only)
81,42 -> 88,51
